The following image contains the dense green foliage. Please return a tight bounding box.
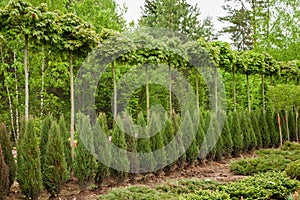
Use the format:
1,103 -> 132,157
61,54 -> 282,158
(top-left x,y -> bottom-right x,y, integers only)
0,145 -> 10,199
43,121 -> 68,197
0,123 -> 16,188
16,119 -> 43,200
100,172 -> 300,200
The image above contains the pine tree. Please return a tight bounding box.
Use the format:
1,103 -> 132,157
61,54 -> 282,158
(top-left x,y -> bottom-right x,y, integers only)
0,122 -> 16,188
17,118 -> 43,200
94,113 -> 112,186
0,145 -> 10,199
136,113 -> 156,173
74,114 -> 97,189
230,112 -> 243,156
110,117 -> 130,181
43,121 -> 68,197
58,115 -> 72,176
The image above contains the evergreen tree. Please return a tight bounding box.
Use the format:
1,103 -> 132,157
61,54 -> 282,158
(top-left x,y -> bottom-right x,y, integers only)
40,114 -> 52,171
230,112 -> 243,156
288,110 -> 296,142
74,114 -> 97,189
183,112 -> 199,165
136,113 -> 156,173
221,117 -> 233,157
58,115 -> 72,177
17,118 -> 43,200
110,117 -> 130,181
163,117 -> 178,174
267,110 -> 280,147
150,113 -> 166,171
43,121 -> 68,197
260,111 -> 271,148
0,145 -> 9,199
250,111 -> 263,149
245,112 -> 257,150
0,122 -> 16,188
94,113 -> 112,186
239,111 -> 251,151
196,113 -> 208,162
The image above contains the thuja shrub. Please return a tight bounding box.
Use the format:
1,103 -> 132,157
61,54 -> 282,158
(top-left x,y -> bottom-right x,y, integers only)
110,116 -> 130,181
17,118 -> 43,200
74,114 -> 97,189
40,114 -> 53,171
58,115 -> 72,175
0,122 -> 16,188
221,117 -> 233,158
251,111 -> 263,149
260,112 -> 271,148
94,113 -> 112,186
229,112 -> 243,156
0,145 -> 10,199
43,121 -> 68,197
136,113 -> 156,173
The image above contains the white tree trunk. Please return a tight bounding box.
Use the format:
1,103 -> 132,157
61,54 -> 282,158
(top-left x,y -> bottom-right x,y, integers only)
24,35 -> 29,121
14,52 -> 19,140
70,50 -> 75,166
112,61 -> 117,122
40,46 -> 45,119
146,65 -> 150,124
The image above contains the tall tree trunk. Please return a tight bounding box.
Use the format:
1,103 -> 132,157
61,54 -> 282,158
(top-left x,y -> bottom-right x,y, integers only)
70,50 -> 75,167
40,46 -> 45,119
1,45 -> 16,140
195,66 -> 199,114
277,113 -> 283,147
247,73 -> 251,113
296,110 -> 299,143
262,74 -> 265,113
24,35 -> 29,121
146,65 -> 150,124
285,109 -> 290,141
233,66 -> 236,112
14,52 -> 19,140
112,61 -> 117,122
169,64 -> 173,117
214,66 -> 218,113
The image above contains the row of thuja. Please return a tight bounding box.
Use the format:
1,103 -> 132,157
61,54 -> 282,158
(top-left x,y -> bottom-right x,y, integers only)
0,109 -> 299,199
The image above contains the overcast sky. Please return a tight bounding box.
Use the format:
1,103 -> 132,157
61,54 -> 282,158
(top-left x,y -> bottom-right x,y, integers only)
115,0 -> 230,42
